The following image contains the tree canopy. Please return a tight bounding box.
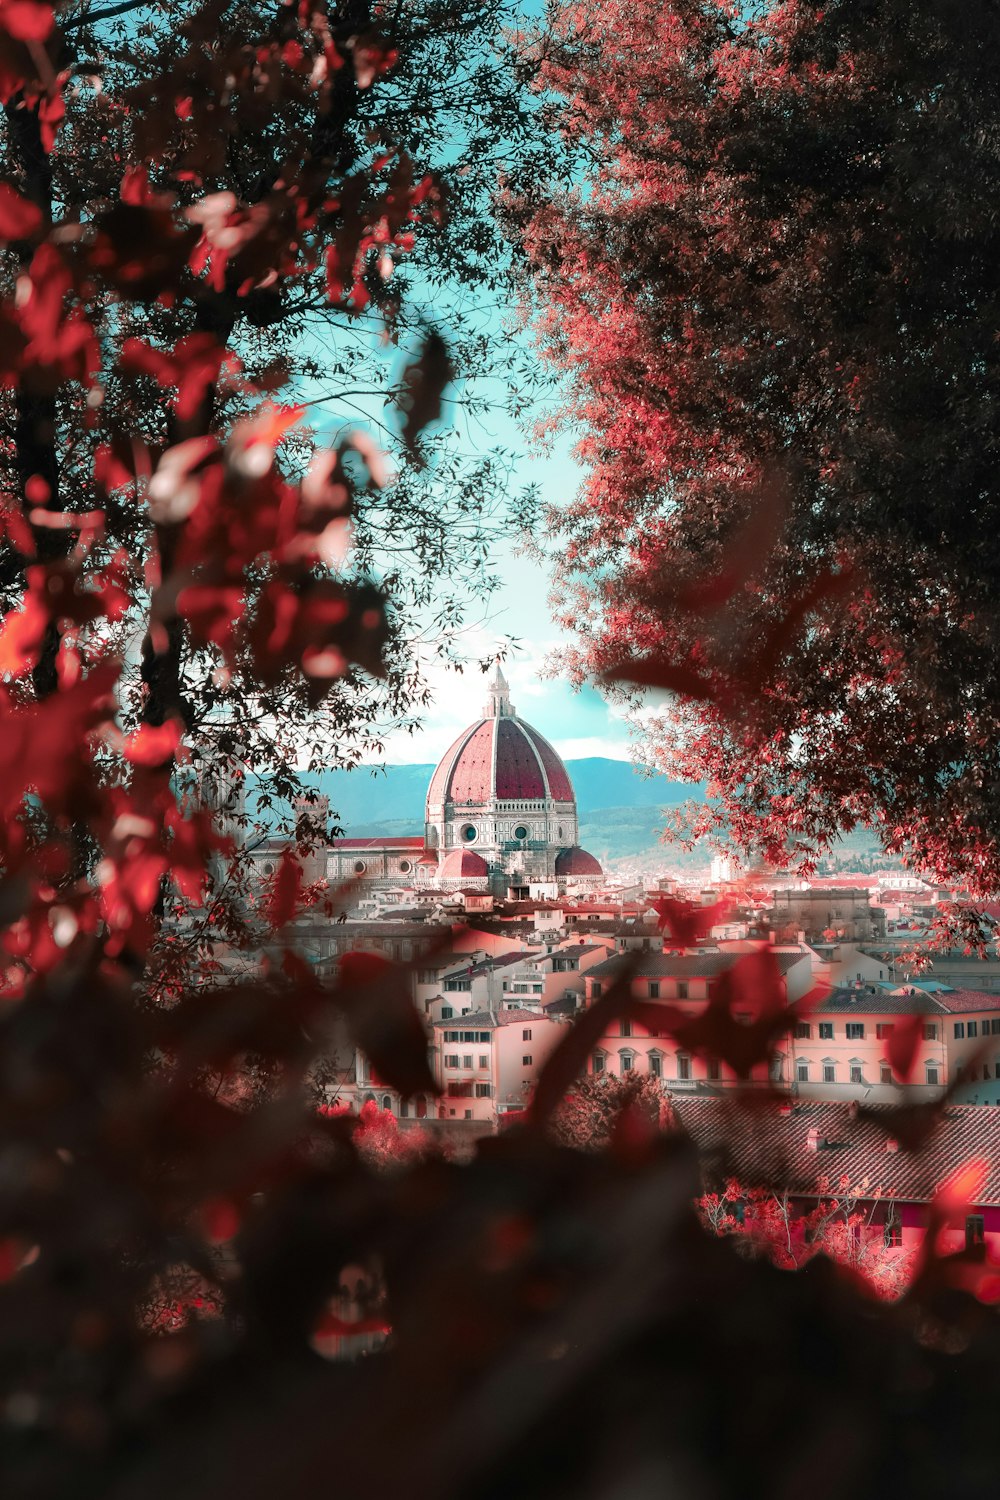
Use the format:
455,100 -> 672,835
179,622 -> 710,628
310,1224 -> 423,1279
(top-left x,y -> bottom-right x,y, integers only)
516,0 -> 1000,895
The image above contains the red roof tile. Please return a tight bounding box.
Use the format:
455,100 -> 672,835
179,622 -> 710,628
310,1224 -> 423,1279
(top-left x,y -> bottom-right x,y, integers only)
671,1096 -> 1000,1206
928,988 -> 1000,1013
425,713 -> 577,809
523,723 -> 575,802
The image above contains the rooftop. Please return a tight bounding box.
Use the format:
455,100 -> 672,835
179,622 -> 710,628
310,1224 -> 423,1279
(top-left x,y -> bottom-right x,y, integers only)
587,950 -> 807,981
671,1096 -> 1000,1207
332,836 -> 427,850
432,1007 -> 555,1031
440,952 -> 528,980
807,986 -> 945,1016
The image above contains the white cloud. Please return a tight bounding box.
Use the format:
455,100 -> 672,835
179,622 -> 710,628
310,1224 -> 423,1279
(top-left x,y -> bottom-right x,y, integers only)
551,735 -> 632,761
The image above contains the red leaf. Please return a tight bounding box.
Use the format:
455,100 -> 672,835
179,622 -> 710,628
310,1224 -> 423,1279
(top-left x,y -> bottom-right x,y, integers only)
0,589 -> 47,675
528,956 -> 641,1126
0,180 -> 41,240
267,849 -> 302,928
336,951 -> 439,1099
651,895 -> 732,947
0,0 -> 53,42
398,331 -> 454,459
885,1012 -> 925,1083
124,719 -> 182,768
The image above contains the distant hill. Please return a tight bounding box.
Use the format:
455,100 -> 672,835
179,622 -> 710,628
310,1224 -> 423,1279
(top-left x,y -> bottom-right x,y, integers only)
298,758 -> 704,833
251,759 -> 890,869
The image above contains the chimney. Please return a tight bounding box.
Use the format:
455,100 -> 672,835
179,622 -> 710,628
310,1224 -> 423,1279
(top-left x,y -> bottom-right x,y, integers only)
778,1102 -> 792,1117
806,1126 -> 820,1151
885,1138 -> 899,1153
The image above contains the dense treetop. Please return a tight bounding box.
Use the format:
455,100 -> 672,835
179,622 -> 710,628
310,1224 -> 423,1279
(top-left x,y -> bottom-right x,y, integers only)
516,0 -> 1000,896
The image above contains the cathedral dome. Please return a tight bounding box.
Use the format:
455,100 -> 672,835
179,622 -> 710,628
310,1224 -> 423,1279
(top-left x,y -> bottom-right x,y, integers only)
426,671 -> 575,811
554,846 -> 603,876
424,662 -> 584,891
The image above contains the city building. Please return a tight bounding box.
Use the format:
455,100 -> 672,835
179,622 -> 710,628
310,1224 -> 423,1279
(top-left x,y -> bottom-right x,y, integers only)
580,948 -> 815,1091
430,1007 -> 566,1122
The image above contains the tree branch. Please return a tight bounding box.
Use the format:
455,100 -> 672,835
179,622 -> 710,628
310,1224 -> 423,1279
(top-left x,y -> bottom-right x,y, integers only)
62,0 -> 163,32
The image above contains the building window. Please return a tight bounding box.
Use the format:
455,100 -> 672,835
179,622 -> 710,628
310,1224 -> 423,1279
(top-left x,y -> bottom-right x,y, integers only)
707,1058 -> 720,1081
677,1054 -> 691,1081
884,1214 -> 902,1248
354,860 -> 366,874
992,1019 -> 1000,1035
444,1054 -> 459,1068
677,982 -> 689,1000
381,1095 -> 393,1112
923,1024 -> 937,1041
796,1060 -> 809,1083
819,1023 -> 834,1040
823,1062 -> 836,1084
522,1028 -> 532,1041
463,1055 -> 472,1068
479,1055 -> 489,1069
968,1021 -> 979,1038
475,1083 -> 491,1098
399,1100 -> 409,1118
954,1023 -> 965,1039
620,1052 -> 635,1073
846,1023 -> 865,1040
880,1064 -> 893,1085
926,1065 -> 939,1085
995,1063 -> 1000,1080
850,1063 -> 863,1084
399,860 -> 411,874
522,1055 -> 532,1067
514,825 -> 529,840
620,1019 -> 632,1038
876,1023 -> 895,1040
592,1053 -> 605,1074
592,982 -> 603,999
966,1214 -> 986,1250
461,824 -> 477,842
649,982 -> 660,999
649,1054 -> 662,1078
442,1007 -> 453,1020
794,1022 -> 811,1040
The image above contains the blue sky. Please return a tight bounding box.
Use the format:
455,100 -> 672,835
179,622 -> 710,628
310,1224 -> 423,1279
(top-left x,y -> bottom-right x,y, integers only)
303,295 -> 637,768
375,400 -> 637,766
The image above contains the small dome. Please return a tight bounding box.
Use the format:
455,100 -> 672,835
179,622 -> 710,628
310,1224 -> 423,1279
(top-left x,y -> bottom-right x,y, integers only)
439,848 -> 489,879
555,846 -> 603,876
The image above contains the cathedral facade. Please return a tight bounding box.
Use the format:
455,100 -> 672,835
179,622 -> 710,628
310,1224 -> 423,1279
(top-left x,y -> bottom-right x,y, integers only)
319,664 -> 602,895
422,664 -> 601,893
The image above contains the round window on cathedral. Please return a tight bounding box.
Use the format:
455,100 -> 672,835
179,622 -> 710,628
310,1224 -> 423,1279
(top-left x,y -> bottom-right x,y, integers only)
354,860 -> 366,874
262,862 -> 274,876
461,825 -> 477,842
399,860 -> 411,873
514,825 -> 529,841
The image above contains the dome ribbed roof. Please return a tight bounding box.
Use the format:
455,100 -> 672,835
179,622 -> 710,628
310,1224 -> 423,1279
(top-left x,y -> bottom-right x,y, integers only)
439,848 -> 489,878
554,846 -> 603,876
426,664 -> 575,810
